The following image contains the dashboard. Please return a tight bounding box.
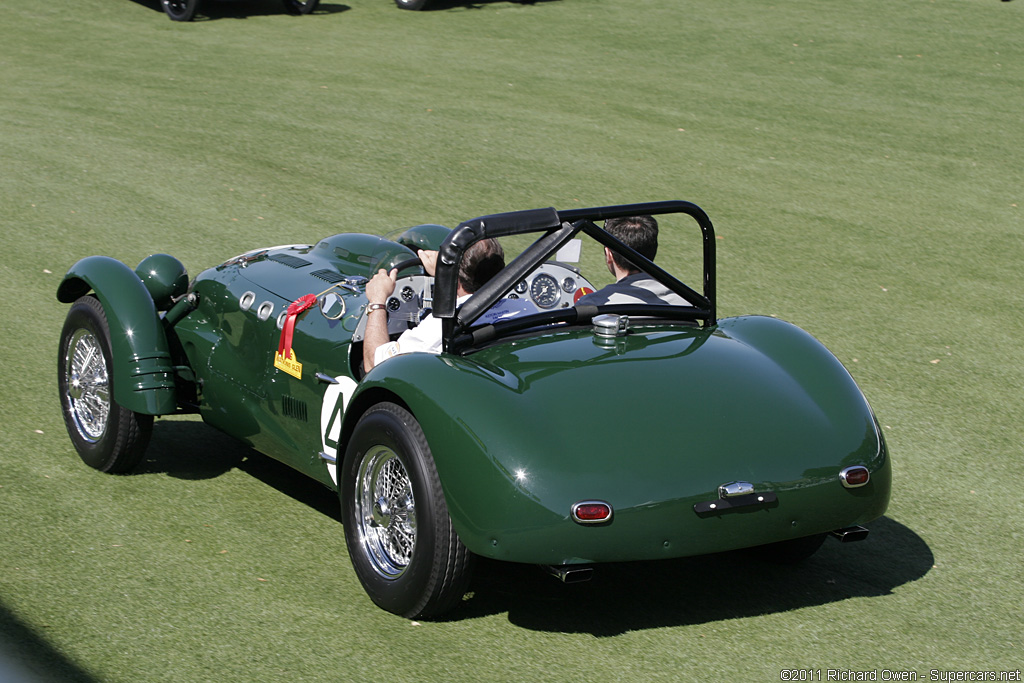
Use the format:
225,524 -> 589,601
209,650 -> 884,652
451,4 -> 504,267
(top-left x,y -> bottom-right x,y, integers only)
351,261 -> 595,342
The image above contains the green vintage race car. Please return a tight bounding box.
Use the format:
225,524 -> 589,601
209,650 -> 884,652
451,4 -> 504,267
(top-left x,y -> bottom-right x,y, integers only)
56,201 -> 891,618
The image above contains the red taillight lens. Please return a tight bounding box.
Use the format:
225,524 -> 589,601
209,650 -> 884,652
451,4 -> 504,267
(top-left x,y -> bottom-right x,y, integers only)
840,466 -> 870,488
571,501 -> 613,524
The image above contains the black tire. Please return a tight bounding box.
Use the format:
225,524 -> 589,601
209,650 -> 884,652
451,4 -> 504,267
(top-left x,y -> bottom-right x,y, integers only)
162,0 -> 200,21
341,402 -> 473,618
58,295 -> 153,474
395,0 -> 429,10
282,0 -> 320,14
750,533 -> 827,564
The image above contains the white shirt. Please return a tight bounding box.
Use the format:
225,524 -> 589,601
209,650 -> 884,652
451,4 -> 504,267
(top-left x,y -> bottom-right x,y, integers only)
373,296 -> 537,366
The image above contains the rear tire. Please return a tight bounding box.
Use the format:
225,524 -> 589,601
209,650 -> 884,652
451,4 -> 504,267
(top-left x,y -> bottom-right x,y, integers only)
162,0 -> 200,21
58,295 -> 153,474
282,0 -> 320,14
395,0 -> 429,10
341,402 -> 473,618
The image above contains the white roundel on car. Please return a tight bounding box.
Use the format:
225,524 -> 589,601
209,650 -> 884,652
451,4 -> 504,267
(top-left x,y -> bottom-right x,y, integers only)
320,376 -> 359,485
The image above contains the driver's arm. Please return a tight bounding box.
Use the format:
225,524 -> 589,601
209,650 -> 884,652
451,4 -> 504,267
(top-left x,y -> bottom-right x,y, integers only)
362,268 -> 397,372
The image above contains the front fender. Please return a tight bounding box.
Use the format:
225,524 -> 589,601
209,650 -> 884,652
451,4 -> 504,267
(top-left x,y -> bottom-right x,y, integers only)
57,256 -> 176,415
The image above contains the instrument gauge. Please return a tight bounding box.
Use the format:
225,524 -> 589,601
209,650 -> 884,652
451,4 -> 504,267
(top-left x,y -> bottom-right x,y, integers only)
530,274 -> 561,309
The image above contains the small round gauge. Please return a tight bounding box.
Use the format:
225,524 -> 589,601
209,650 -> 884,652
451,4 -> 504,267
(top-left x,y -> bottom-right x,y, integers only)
386,297 -> 401,312
561,277 -> 577,293
530,273 -> 561,309
514,280 -> 528,295
400,286 -> 415,302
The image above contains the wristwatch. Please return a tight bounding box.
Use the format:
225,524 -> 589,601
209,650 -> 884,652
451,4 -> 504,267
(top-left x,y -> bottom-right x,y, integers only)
366,303 -> 388,316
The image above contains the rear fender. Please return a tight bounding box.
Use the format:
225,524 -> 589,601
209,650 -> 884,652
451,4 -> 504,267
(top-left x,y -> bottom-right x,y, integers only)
57,256 -> 177,415
346,355 -> 552,558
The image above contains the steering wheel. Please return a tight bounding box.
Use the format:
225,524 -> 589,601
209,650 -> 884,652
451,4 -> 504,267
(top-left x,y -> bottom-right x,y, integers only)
391,256 -> 426,275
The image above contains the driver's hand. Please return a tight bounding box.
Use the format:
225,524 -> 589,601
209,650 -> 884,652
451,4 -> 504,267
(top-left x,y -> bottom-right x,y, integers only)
418,250 -> 439,277
366,268 -> 398,304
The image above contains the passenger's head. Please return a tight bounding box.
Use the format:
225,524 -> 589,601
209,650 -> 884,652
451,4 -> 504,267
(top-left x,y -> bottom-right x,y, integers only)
604,215 -> 659,273
459,238 -> 505,293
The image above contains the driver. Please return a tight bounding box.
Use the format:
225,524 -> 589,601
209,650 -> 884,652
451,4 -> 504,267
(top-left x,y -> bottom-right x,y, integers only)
575,215 -> 690,307
363,238 -> 533,371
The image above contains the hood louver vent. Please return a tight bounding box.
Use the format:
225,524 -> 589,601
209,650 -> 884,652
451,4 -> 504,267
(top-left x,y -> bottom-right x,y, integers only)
268,254 -> 313,269
311,269 -> 346,284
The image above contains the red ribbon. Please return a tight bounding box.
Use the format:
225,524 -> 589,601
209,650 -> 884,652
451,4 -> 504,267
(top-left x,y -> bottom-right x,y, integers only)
277,294 -> 318,360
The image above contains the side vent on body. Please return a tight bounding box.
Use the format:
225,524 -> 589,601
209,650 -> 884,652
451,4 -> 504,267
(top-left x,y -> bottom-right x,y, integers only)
281,396 -> 308,422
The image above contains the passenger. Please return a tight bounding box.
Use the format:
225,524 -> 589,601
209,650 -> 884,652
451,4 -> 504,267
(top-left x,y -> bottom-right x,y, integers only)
575,215 -> 689,307
363,239 -> 532,370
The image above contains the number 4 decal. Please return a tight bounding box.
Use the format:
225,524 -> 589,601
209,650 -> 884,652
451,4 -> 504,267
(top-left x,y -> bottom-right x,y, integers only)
320,376 -> 358,485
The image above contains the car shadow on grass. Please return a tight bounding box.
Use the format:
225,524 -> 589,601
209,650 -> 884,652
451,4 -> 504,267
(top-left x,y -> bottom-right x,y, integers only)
417,0 -> 562,11
129,0 -> 351,20
454,516 -> 933,634
136,418 -> 249,480
136,420 -> 929,633
137,418 -> 342,520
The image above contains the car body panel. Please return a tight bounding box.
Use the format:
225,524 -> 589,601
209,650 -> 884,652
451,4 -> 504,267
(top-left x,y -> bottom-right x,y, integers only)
355,315 -> 889,563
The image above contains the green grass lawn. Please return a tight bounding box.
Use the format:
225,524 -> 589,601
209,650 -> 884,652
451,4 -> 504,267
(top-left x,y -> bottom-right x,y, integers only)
2,0 -> 1022,680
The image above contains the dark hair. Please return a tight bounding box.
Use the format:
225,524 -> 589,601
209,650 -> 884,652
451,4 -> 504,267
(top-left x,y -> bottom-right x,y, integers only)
459,238 -> 505,293
605,215 -> 658,273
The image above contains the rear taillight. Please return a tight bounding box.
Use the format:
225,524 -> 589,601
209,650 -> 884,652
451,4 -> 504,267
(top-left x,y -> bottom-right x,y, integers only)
840,465 -> 870,488
571,501 -> 613,524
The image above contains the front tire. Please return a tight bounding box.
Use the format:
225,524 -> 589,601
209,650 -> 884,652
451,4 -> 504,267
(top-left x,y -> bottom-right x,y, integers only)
341,403 -> 473,618
162,0 -> 200,21
282,0 -> 320,14
58,295 -> 153,473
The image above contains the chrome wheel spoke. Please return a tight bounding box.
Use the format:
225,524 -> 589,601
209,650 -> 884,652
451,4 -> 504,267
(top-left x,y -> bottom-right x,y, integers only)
356,446 -> 417,578
65,330 -> 110,442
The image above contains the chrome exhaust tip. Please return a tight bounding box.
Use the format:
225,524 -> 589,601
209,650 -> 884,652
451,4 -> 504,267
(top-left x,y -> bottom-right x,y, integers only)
830,525 -> 870,543
543,564 -> 595,583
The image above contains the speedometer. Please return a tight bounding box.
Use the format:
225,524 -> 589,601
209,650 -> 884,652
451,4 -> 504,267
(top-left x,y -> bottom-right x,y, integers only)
530,273 -> 561,309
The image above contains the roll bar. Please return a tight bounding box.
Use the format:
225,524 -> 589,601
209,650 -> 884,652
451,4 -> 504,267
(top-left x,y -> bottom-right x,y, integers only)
433,201 -> 717,351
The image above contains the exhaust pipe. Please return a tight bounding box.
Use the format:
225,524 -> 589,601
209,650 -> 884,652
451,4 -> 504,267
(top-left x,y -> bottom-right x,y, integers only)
830,525 -> 870,543
543,564 -> 595,583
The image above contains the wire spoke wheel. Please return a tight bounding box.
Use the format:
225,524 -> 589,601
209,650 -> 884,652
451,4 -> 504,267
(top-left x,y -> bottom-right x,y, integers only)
356,445 -> 417,578
342,402 -> 473,618
58,295 -> 152,474
65,329 -> 111,442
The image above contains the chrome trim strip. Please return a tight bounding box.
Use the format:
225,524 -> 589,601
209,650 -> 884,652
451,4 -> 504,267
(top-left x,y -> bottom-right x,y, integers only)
718,481 -> 754,498
319,451 -> 337,465
315,373 -> 339,385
